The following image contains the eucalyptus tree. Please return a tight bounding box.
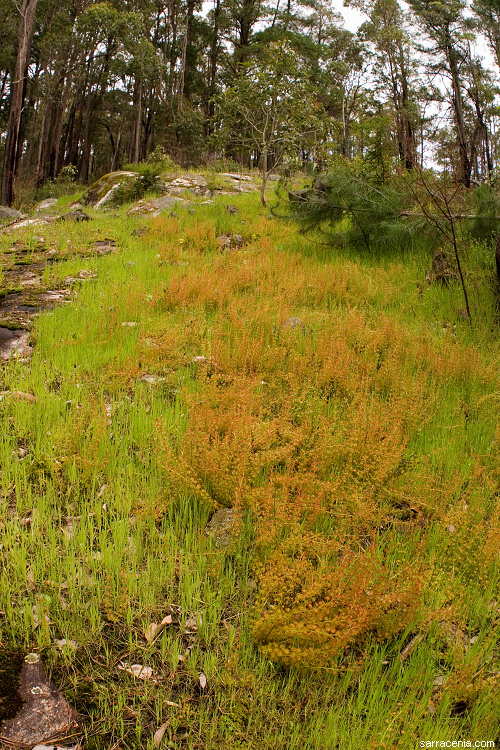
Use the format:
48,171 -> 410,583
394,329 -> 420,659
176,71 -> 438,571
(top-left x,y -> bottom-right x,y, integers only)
407,0 -> 474,186
462,50 -> 497,179
0,3 -> 20,133
254,0 -> 368,161
26,0 -> 87,186
317,26 -> 368,160
213,41 -> 326,205
472,0 -> 500,69
223,0 -> 269,67
1,0 -> 38,205
347,0 -> 418,170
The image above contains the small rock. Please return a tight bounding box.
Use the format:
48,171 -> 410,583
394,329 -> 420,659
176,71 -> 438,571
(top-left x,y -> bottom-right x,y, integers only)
0,328 -> 32,361
10,218 -> 47,229
34,198 -> 58,212
217,233 -> 245,251
165,187 -> 185,197
433,675 -> 445,689
20,274 -> 41,287
191,186 -> 211,196
428,251 -> 457,286
169,178 -> 194,188
94,239 -> 116,254
40,290 -> 71,303
141,373 -> 166,384
0,206 -> 22,220
54,639 -> 78,650
205,507 -> 236,548
0,656 -> 79,745
127,195 -> 183,216
220,173 -> 253,182
225,204 -> 238,214
0,390 -> 36,403
57,209 -> 91,222
189,175 -> 209,187
281,316 -> 305,331
80,171 -> 136,208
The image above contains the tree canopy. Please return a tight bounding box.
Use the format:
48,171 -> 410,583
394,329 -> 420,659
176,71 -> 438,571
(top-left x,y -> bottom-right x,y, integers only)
1,0 -> 500,203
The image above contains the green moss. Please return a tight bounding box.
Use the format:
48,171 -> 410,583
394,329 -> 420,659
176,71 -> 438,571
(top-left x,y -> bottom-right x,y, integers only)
0,318 -> 29,330
80,171 -> 137,207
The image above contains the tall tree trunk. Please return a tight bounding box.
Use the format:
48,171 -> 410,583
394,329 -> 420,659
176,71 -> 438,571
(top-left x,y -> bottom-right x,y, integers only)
111,114 -> 125,171
130,77 -> 143,163
177,0 -> 195,112
79,88 -> 94,181
35,102 -> 50,186
17,58 -> 40,177
143,89 -> 155,158
399,47 -> 414,170
446,36 -> 471,187
467,50 -> 493,179
168,0 -> 179,102
1,0 -> 38,205
65,104 -> 83,167
51,70 -> 73,179
260,150 -> 268,207
207,0 -> 221,127
62,52 -> 86,167
239,0 -> 257,47
79,55 -> 95,181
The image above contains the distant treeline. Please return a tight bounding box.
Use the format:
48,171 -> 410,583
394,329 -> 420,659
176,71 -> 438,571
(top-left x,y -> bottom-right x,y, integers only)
1,0 -> 500,204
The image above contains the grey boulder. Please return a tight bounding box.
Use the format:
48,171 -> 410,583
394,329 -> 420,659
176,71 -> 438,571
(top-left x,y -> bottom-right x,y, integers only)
0,206 -> 22,220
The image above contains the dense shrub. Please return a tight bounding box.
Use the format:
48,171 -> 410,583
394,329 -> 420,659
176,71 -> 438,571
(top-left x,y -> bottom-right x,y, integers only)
113,162 -> 165,203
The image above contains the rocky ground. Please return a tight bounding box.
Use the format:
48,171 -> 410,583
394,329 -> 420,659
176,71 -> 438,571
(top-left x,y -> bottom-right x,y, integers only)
79,170 -> 259,213
0,170 -> 261,363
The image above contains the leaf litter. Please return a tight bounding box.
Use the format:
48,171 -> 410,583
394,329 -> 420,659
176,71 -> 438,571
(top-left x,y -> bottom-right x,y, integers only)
144,614 -> 173,644
117,661 -> 159,681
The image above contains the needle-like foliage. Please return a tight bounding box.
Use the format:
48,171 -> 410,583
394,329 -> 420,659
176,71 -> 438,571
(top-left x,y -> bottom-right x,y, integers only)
282,165 -> 436,253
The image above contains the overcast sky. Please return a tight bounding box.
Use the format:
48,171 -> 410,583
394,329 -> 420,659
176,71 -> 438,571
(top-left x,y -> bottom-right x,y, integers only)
331,1 -> 365,31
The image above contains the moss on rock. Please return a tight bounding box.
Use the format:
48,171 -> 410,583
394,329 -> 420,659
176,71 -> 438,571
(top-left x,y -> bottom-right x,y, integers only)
80,171 -> 136,208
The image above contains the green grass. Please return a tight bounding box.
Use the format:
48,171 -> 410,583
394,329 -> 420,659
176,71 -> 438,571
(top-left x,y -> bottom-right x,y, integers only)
0,188 -> 499,749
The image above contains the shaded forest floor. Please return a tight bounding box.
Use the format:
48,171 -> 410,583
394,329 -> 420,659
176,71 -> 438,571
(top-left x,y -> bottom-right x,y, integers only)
0,186 -> 499,749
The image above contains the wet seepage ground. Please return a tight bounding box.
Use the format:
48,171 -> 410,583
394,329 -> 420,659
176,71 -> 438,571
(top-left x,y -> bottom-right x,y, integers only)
0,237 -> 115,361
